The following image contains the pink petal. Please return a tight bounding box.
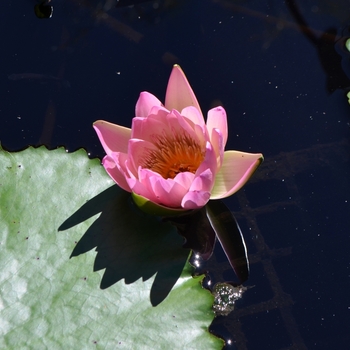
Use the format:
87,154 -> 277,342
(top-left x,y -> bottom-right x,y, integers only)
93,120 -> 131,155
127,138 -> 157,170
206,106 -> 228,147
127,179 -> 159,204
124,158 -> 138,179
192,123 -> 210,149
164,65 -> 203,116
194,141 -> 218,187
131,192 -> 190,216
148,105 -> 170,116
173,171 -> 195,188
152,178 -> 185,208
210,151 -> 264,199
141,171 -> 193,208
180,143 -> 217,209
209,128 -> 224,167
135,92 -> 162,118
126,168 -> 160,204
164,110 -> 201,144
137,168 -> 163,197
190,168 -> 214,193
135,168 -> 185,207
181,106 -> 205,128
102,153 -> 131,192
131,110 -> 168,141
181,190 -> 211,209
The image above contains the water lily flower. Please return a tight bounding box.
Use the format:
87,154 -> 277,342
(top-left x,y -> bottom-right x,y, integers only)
93,65 -> 263,215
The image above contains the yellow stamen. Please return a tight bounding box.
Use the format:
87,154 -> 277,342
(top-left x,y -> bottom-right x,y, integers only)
142,132 -> 205,179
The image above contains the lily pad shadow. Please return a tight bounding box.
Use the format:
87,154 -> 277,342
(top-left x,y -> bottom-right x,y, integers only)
59,185 -> 189,306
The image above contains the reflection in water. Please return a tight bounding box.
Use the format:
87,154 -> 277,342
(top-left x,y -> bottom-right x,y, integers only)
66,0 -> 144,43
285,0 -> 350,93
8,73 -> 71,89
216,0 -> 350,93
191,253 -> 202,268
9,67 -> 70,146
39,99 -> 56,146
115,0 -> 156,7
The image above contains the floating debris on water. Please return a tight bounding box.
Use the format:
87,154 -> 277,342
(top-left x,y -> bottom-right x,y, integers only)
212,283 -> 250,316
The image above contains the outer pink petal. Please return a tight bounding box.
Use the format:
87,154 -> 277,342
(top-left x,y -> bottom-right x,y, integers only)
181,190 -> 211,209
151,177 -> 186,208
135,92 -> 162,118
206,106 -> 228,147
165,65 -> 203,116
127,178 -> 158,204
132,192 -> 191,216
181,142 -> 217,209
193,141 -> 218,189
140,171 -> 193,208
133,168 -> 187,208
210,151 -> 264,199
190,168 -> 214,193
126,168 -> 161,204
137,169 -> 165,201
102,153 -> 131,192
93,120 -> 131,154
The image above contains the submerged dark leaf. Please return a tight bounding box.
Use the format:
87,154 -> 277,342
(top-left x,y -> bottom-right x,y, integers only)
206,200 -> 249,284
285,0 -> 350,93
164,207 -> 216,261
34,2 -> 53,19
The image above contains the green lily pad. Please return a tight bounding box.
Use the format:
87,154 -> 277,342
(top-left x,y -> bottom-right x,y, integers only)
0,146 -> 223,349
346,38 -> 350,53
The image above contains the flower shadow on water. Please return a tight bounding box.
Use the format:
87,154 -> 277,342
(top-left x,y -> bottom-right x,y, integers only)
58,185 -> 190,306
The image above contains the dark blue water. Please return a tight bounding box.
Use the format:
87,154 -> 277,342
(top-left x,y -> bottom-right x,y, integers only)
1,1 -> 350,349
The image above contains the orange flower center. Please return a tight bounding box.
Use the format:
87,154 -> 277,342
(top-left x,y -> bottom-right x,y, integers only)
142,132 -> 205,179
